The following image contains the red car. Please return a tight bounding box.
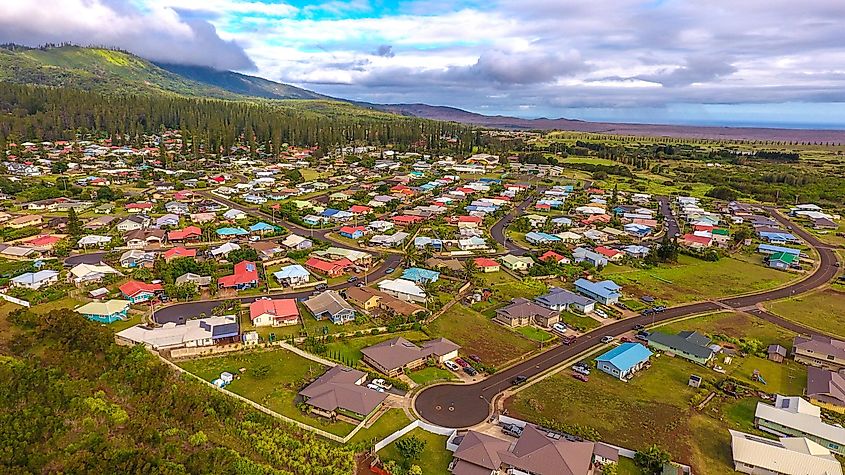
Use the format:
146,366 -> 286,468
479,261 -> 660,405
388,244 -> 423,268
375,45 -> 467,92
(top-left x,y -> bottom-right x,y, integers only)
620,336 -> 631,343
572,372 -> 589,382
454,358 -> 470,368
561,335 -> 577,345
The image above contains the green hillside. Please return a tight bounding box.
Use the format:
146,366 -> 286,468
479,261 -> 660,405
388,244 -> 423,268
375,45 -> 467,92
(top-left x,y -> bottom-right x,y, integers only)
0,44 -> 325,100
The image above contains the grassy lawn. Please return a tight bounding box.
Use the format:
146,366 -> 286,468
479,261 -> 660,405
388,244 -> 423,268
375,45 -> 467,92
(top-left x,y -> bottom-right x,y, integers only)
324,329 -> 431,366
765,289 -> 845,338
617,457 -> 642,475
516,325 -> 554,342
602,254 -> 795,306
470,272 -> 547,316
348,408 -> 411,446
657,311 -> 796,349
109,312 -> 142,332
408,366 -> 456,385
427,303 -> 537,367
559,311 -> 602,332
729,355 -> 805,395
177,348 -> 355,436
378,428 -> 451,474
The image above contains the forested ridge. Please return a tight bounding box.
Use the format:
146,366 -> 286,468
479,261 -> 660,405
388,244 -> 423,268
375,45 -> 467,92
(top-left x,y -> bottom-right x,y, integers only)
0,82 -> 476,154
0,308 -> 357,474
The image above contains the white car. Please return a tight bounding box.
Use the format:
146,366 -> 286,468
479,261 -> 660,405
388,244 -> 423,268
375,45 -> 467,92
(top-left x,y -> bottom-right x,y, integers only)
445,360 -> 461,371
600,335 -> 615,344
552,323 -> 567,334
372,378 -> 392,391
594,309 -> 608,319
366,383 -> 385,392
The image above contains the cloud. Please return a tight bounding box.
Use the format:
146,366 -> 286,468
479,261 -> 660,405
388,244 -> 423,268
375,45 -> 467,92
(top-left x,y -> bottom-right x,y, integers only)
373,45 -> 395,58
0,0 -> 255,70
637,57 -> 737,87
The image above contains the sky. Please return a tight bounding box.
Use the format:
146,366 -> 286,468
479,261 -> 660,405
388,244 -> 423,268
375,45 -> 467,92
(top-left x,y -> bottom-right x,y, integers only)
1,0 -> 845,128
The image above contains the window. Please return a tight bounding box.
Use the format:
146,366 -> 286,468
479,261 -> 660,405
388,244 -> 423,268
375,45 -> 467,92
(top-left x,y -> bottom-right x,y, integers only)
828,355 -> 836,361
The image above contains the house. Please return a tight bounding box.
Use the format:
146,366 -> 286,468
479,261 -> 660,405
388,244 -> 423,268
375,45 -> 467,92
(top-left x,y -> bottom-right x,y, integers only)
68,263 -> 121,286
124,229 -> 164,249
339,225 -> 366,240
216,227 -> 249,238
163,247 -> 197,262
190,212 -> 217,224
793,335 -> 845,370
119,280 -> 164,304
729,429 -> 843,475
807,367 -> 845,413
595,342 -> 652,380
377,279 -> 426,303
458,236 -> 488,251
305,256 -> 352,277
248,222 -> 276,235
572,247 -> 608,267
401,267 -> 440,284
681,233 -> 712,248
77,234 -> 112,248
755,395 -> 845,455
645,331 -> 715,365
758,243 -> 801,257
449,424 -> 602,475
361,337 -> 459,377
494,298 -> 559,328
125,202 -> 153,213
369,232 -> 409,248
116,315 -> 239,349
345,286 -> 426,317
525,231 -> 561,245
218,261 -> 259,290
249,298 -> 299,327
501,254 -> 534,271
768,344 -> 788,363
10,270 -> 59,290
574,278 -> 621,305
539,250 -> 570,265
165,201 -> 189,215
298,366 -> 387,420
75,299 -> 131,323
84,215 -> 116,230
210,242 -> 240,258
768,251 -> 798,270
223,209 -> 247,220
119,249 -> 155,268
6,214 -> 43,229
273,264 -> 310,287
303,290 -> 356,324
175,272 -> 212,288
535,287 -> 596,314
167,226 -> 202,242
594,246 -> 624,262
155,213 -> 180,227
281,234 -> 312,250
473,257 -> 500,273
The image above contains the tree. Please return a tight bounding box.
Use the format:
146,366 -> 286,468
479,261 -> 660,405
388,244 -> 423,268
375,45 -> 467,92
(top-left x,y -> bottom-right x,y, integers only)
408,465 -> 423,475
634,444 -> 671,475
96,186 -> 118,202
602,462 -> 618,475
66,207 -> 82,237
227,247 -> 259,265
395,435 -> 426,467
462,259 -> 477,282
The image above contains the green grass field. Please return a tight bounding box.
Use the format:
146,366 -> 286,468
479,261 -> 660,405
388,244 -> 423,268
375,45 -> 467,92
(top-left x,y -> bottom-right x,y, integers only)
657,311 -> 796,349
559,311 -> 602,332
378,428 -> 451,474
765,289 -> 845,338
602,254 -> 795,305
408,366 -> 456,385
427,304 -> 537,367
348,408 -> 411,447
177,348 -> 355,436
516,325 -> 554,342
470,272 -> 547,316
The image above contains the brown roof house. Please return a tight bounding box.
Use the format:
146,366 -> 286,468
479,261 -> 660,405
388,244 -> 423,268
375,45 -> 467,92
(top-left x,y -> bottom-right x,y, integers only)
793,335 -> 845,370
449,424 -> 611,475
494,298 -> 560,328
361,337 -> 459,377
298,365 -> 387,421
807,366 -> 845,413
345,286 -> 426,318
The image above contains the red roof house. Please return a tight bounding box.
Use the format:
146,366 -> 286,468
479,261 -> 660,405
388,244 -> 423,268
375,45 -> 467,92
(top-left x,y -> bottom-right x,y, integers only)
163,247 -> 197,261
391,215 -> 424,226
540,250 -> 569,264
349,205 -> 372,214
474,258 -> 501,272
119,280 -> 164,303
305,257 -> 353,277
681,234 -> 712,248
167,226 -> 202,242
249,298 -> 299,327
218,261 -> 259,289
595,246 -> 624,260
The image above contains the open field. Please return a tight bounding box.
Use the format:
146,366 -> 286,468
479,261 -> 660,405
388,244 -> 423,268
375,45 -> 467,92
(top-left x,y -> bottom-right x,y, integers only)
603,254 -> 796,306
559,310 -> 602,332
657,311 -> 796,349
378,428 -> 451,474
470,271 -> 548,317
427,303 -> 537,367
177,348 -> 355,436
765,289 -> 845,338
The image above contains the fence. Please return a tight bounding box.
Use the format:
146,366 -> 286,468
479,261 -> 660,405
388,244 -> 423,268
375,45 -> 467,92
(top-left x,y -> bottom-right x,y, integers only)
0,293 -> 31,307
373,419 -> 457,452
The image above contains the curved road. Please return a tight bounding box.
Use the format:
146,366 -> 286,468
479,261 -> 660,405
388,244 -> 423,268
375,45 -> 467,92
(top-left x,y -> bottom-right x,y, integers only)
414,205 -> 839,428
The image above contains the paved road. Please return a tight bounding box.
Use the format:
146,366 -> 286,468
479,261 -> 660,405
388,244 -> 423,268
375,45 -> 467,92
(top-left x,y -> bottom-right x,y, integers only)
414,205 -> 839,428
657,195 -> 680,238
489,188 -> 544,256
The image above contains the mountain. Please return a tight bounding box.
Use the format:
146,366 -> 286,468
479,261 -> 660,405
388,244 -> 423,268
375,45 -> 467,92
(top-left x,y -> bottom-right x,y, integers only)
0,44 -> 326,100
367,103 -> 845,143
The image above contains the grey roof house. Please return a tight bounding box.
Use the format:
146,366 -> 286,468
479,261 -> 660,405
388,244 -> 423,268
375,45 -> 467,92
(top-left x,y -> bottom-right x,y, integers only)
298,365 -> 386,420
645,331 -> 715,365
535,287 -> 596,313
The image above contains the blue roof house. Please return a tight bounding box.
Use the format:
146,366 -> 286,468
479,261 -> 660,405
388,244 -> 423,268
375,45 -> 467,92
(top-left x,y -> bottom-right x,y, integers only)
758,231 -> 799,244
574,278 -> 621,305
525,232 -> 561,245
216,227 -> 249,237
401,267 -> 440,283
535,287 -> 596,313
249,222 -> 277,234
757,243 -> 801,256
273,264 -> 311,286
596,342 -> 653,381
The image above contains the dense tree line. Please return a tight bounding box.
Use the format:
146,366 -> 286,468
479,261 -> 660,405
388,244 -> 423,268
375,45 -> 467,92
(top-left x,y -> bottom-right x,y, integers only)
1,308 -> 356,474
0,83 -> 475,155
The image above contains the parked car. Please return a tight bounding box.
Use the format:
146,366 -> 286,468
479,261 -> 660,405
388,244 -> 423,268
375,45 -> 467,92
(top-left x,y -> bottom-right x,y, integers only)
366,383 -> 385,392
600,335 -> 614,344
454,358 -> 469,368
594,309 -> 608,319
502,423 -> 523,437
347,276 -> 358,283
463,366 -> 478,376
445,360 -> 461,371
635,331 -> 650,341
572,372 -> 589,382
620,336 -> 631,343
469,354 -> 482,363
315,283 -> 328,291
511,375 -> 528,385
573,365 -> 590,376
641,308 -> 655,316
372,378 -> 392,391
552,322 -> 567,334
653,306 -> 666,312
356,281 -> 365,287
561,335 -> 576,345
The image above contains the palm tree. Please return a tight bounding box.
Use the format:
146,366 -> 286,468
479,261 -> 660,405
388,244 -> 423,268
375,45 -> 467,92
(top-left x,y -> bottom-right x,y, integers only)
403,245 -> 419,268
462,259 -> 477,282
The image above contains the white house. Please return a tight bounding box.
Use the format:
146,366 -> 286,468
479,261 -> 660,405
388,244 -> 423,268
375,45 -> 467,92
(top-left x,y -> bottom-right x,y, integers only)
10,270 -> 59,290
273,264 -> 311,287
378,279 -> 427,303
